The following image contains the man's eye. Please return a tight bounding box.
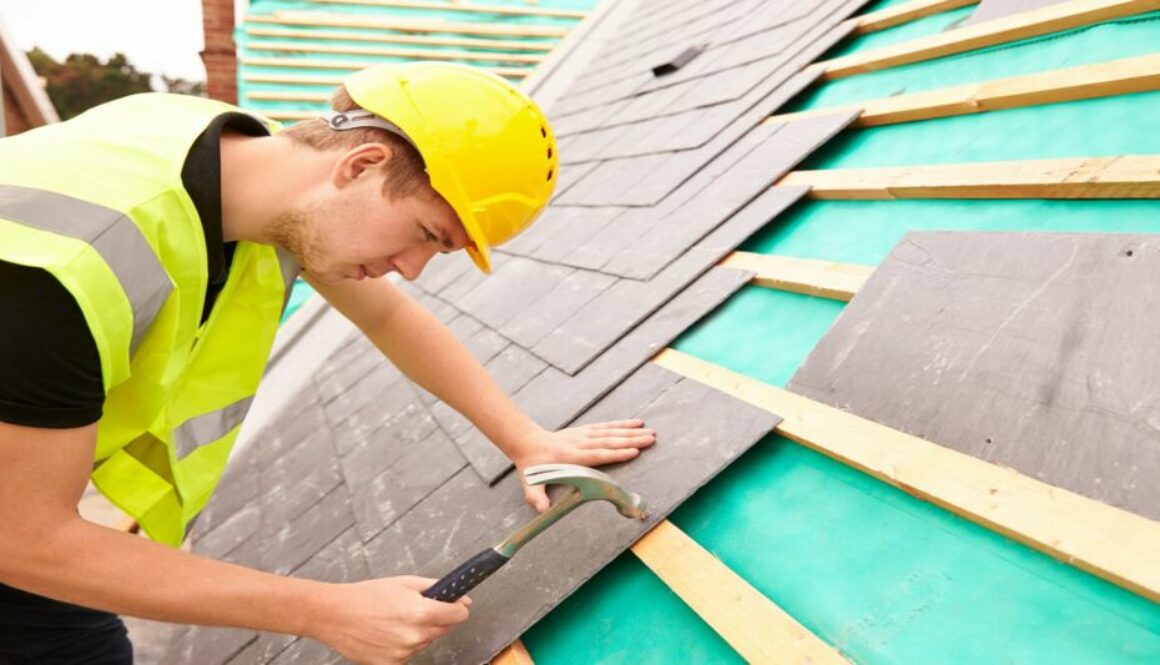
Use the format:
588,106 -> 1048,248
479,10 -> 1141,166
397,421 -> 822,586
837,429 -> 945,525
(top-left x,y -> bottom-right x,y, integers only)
423,227 -> 437,243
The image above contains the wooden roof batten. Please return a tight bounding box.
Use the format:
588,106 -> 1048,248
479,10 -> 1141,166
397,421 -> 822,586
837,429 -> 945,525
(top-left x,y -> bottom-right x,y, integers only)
769,52 -> 1160,127
780,155 -> 1160,199
245,26 -> 557,52
247,11 -> 571,38
308,0 -> 589,20
652,349 -> 1160,606
811,0 -> 1160,79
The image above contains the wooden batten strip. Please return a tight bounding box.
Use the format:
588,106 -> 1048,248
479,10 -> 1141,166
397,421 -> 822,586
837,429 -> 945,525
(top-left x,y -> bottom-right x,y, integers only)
491,639 -> 535,665
631,521 -> 848,664
851,0 -> 979,33
241,57 -> 530,78
242,73 -> 347,85
811,0 -> 1160,79
245,26 -> 557,52
770,53 -> 1160,127
720,251 -> 872,301
310,0 -> 587,19
249,41 -> 544,64
780,156 -> 1160,199
652,349 -> 1160,605
249,12 -> 571,38
247,90 -> 331,102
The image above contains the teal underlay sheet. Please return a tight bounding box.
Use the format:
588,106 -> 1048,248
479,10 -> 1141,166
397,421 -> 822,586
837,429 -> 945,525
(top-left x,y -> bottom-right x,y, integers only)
523,5 -> 1160,663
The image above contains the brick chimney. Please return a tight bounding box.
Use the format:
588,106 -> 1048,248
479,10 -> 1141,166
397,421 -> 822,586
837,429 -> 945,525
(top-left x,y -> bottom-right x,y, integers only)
201,0 -> 238,104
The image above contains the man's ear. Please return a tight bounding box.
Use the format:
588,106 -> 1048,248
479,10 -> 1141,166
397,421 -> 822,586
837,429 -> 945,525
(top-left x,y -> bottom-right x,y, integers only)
332,143 -> 395,188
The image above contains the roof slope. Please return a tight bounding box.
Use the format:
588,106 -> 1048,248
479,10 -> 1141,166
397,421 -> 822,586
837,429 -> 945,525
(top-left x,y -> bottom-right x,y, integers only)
170,0 -> 1160,662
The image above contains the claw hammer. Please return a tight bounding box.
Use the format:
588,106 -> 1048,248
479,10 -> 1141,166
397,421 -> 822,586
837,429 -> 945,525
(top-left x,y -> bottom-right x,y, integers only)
422,463 -> 649,602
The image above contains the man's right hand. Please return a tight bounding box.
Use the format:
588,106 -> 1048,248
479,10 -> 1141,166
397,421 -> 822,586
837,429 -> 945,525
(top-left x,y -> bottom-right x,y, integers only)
309,576 -> 471,664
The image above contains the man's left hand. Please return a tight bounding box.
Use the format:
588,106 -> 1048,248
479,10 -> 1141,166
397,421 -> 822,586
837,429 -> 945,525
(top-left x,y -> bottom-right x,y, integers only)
510,420 -> 656,512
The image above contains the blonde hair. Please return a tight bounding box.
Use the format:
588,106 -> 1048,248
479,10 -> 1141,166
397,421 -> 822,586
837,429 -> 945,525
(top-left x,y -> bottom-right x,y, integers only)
280,86 -> 429,199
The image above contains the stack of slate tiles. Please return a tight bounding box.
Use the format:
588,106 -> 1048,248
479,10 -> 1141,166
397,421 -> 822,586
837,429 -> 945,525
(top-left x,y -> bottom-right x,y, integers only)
166,0 -> 873,662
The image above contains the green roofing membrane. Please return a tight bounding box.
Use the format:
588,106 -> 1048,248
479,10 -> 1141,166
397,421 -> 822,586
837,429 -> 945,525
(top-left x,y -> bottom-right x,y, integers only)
524,5 -> 1160,664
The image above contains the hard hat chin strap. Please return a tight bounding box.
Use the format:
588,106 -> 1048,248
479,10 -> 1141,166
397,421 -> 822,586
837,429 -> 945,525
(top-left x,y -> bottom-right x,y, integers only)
321,109 -> 418,151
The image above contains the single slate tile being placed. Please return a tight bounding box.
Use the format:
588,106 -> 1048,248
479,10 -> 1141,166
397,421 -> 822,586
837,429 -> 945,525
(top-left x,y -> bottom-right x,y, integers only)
534,186 -> 808,376
789,232 -> 1160,521
415,366 -> 781,664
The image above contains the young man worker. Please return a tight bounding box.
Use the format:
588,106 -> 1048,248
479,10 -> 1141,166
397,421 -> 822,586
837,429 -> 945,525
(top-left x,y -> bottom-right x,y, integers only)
0,63 -> 655,664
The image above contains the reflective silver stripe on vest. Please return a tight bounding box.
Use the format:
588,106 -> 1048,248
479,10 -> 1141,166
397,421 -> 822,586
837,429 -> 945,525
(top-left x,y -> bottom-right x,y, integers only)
0,184 -> 172,354
275,245 -> 302,312
173,396 -> 254,459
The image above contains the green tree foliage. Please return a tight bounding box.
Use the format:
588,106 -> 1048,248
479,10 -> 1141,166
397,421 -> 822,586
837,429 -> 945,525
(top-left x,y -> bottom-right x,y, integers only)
26,48 -> 207,120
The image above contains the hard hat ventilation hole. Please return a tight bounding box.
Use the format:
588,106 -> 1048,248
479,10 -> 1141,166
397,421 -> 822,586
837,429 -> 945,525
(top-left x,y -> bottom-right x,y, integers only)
547,147 -> 553,159
547,168 -> 554,181
540,125 -> 547,138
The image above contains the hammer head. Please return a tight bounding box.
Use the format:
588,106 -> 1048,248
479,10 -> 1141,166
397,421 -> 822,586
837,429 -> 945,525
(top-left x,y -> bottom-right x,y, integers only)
523,463 -> 648,519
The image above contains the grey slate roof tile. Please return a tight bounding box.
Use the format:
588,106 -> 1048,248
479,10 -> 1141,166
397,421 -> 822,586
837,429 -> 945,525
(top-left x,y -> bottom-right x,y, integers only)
268,638 -> 346,665
415,367 -> 780,664
260,484 -> 356,575
350,427 -> 467,542
533,186 -> 808,375
455,256 -> 572,332
499,269 -> 619,350
338,402 -> 438,492
516,266 -> 754,432
526,207 -> 625,268
227,634 -> 296,665
320,361 -> 404,426
193,499 -> 260,559
363,466 -> 528,580
789,232 -> 1160,521
161,625 -> 256,665
261,429 -> 343,527
605,112 -> 859,280
414,251 -> 475,297
292,527 -> 370,583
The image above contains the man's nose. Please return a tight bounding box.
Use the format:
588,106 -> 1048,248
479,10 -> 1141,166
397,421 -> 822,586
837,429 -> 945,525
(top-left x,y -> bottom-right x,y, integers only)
396,245 -> 439,281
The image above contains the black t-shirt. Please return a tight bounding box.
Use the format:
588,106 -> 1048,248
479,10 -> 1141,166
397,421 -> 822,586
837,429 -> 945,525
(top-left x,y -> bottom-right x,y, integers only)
0,112 -> 269,429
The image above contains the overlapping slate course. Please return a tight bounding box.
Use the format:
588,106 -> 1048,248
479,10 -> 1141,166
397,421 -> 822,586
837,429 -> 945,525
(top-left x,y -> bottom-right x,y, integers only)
172,0 -> 873,661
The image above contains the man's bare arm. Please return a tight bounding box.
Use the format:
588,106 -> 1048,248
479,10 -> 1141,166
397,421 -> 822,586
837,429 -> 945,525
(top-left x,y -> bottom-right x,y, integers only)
0,419 -> 467,664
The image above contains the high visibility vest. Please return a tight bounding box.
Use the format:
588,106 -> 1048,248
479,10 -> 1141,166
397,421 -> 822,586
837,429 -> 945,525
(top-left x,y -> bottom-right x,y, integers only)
0,93 -> 299,546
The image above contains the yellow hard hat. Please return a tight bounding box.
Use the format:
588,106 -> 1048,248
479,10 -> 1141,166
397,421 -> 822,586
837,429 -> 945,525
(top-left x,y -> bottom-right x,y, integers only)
343,62 -> 558,273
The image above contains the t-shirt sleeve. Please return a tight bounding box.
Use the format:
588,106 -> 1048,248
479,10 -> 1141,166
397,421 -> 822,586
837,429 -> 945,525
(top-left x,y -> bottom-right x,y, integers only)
0,261 -> 105,428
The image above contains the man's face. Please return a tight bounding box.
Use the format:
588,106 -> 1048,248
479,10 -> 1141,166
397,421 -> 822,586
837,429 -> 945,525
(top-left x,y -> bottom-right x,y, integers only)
291,145 -> 471,284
